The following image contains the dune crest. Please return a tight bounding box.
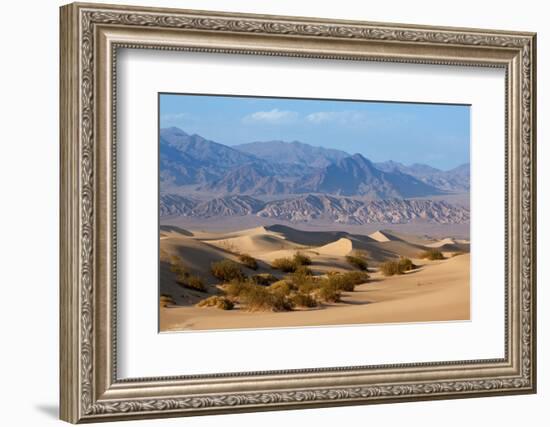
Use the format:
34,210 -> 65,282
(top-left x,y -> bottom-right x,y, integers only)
209,233 -> 300,254
426,237 -> 455,248
368,230 -> 394,242
316,238 -> 353,256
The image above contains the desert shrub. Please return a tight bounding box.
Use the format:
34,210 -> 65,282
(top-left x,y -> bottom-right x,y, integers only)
325,270 -> 341,277
379,260 -> 402,276
346,254 -> 368,271
211,260 -> 244,281
419,248 -> 445,260
398,257 -> 416,272
293,252 -> 312,266
289,267 -> 319,294
196,295 -> 234,310
269,280 -> 296,296
179,275 -> 207,292
380,259 -> 416,277
323,271 -> 370,292
159,294 -> 175,307
169,255 -> 206,292
223,278 -> 254,298
170,255 -> 190,279
342,271 -> 369,284
326,274 -> 355,292
317,281 -> 341,303
326,271 -> 368,292
240,286 -> 292,312
290,292 -> 318,308
271,257 -> 297,272
272,253 -> 312,272
250,273 -> 278,286
290,266 -> 313,286
294,265 -> 313,276
238,253 -> 258,270
297,280 -> 321,295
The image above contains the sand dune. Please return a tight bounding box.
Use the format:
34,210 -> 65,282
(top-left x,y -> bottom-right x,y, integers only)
368,230 -> 395,242
191,226 -> 268,240
316,238 -> 353,256
159,225 -> 194,236
159,223 -> 470,331
363,231 -> 430,259
160,253 -> 470,331
426,237 -> 470,253
427,237 -> 455,247
208,233 -> 303,255
342,237 -> 424,263
161,237 -> 233,277
265,224 -> 349,246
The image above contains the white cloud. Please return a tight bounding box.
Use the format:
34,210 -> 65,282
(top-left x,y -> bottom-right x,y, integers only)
306,111 -> 369,125
242,108 -> 298,124
160,113 -> 194,125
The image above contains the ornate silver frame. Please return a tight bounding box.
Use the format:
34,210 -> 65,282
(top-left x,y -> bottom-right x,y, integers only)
60,2 -> 537,423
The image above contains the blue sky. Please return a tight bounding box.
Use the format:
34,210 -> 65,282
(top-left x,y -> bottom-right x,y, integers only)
160,93 -> 470,171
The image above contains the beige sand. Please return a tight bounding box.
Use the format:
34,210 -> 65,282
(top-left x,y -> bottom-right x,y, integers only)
159,225 -> 470,331
316,238 -> 353,256
208,233 -> 302,255
368,230 -> 393,242
160,253 -> 470,331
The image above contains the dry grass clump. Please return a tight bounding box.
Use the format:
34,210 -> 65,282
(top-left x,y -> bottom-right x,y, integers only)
271,257 -> 297,272
159,294 -> 175,307
269,280 -> 296,297
170,255 -> 207,292
292,273 -> 355,304
271,252 -> 312,272
345,253 -> 368,271
219,262 -> 365,311
293,252 -> 312,266
318,271 -> 369,293
223,279 -> 254,298
290,265 -> 313,284
290,292 -> 318,308
325,274 -> 355,292
339,271 -> 369,289
184,275 -> 207,292
239,285 -> 293,312
288,269 -> 365,302
170,255 -> 190,278
379,257 -> 415,277
316,281 -> 342,303
294,265 -> 313,276
250,273 -> 278,286
341,271 -> 370,285
211,260 -> 245,281
296,280 -> 320,295
379,260 -> 402,276
290,268 -> 318,294
196,295 -> 234,310
238,253 -> 258,270
222,279 -> 293,312
397,257 -> 416,272
419,248 -> 445,260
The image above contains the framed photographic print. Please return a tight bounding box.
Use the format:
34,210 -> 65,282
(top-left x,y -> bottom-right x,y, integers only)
60,2 -> 537,423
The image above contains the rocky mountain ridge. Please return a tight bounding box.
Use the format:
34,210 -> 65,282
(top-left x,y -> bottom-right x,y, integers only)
160,193 -> 469,224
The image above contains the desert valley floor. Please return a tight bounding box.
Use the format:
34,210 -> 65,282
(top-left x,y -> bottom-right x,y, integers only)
159,223 -> 470,332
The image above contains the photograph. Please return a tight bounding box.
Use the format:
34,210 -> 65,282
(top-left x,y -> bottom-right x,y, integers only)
56,3 -> 536,422
158,94 -> 471,332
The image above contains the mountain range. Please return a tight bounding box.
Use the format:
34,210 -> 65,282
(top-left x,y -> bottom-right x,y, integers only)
159,194 -> 469,225
160,127 -> 469,198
